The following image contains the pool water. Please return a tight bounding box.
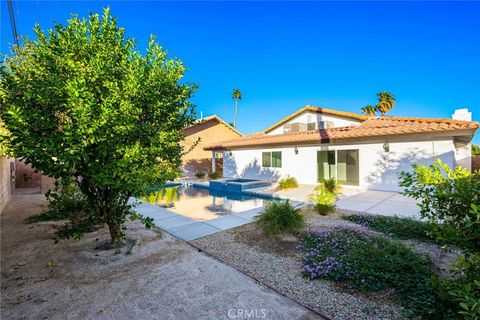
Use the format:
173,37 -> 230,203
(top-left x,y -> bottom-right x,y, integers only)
141,185 -> 274,221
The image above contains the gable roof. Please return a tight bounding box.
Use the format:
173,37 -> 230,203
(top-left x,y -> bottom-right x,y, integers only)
204,116 -> 478,150
263,105 -> 367,133
184,115 -> 242,136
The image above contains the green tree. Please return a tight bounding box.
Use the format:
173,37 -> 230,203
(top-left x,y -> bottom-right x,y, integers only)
232,88 -> 242,128
361,105 -> 376,117
472,144 -> 480,156
375,91 -> 395,116
0,8 -> 197,244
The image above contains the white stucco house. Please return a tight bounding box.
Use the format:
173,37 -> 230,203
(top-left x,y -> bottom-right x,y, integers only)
204,106 -> 478,192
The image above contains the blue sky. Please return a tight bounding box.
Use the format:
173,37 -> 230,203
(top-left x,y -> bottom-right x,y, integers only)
1,1 -> 479,143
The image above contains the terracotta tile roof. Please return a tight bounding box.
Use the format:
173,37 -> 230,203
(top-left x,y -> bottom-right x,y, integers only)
204,116 -> 479,150
263,105 -> 367,133
183,115 -> 242,136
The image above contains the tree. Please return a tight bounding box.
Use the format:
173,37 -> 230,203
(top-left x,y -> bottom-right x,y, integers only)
361,105 -> 377,117
0,8 -> 197,244
232,88 -> 242,128
375,91 -> 395,116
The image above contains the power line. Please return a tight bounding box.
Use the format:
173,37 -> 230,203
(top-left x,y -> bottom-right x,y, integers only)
7,0 -> 20,48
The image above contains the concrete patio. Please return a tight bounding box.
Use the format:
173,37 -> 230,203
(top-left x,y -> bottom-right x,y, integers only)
131,197 -> 275,241
252,184 -> 421,218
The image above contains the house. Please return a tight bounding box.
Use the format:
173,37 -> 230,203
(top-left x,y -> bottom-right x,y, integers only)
181,115 -> 242,177
204,106 -> 478,192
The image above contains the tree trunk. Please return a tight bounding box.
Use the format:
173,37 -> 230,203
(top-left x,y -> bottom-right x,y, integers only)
233,99 -> 238,128
107,219 -> 123,245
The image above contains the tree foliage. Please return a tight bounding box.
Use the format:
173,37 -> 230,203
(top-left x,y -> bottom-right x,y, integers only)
375,91 -> 395,116
0,8 -> 197,244
361,105 -> 376,117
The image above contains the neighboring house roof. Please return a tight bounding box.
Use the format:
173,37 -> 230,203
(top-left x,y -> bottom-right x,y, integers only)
204,116 -> 479,150
184,115 -> 242,136
263,105 -> 367,133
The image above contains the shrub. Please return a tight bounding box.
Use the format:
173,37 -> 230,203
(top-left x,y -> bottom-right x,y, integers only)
299,227 -> 442,318
276,176 -> 298,190
308,185 -> 336,215
195,172 -> 206,179
209,171 -> 222,179
323,178 -> 341,195
27,185 -> 88,224
256,200 -> 305,236
343,214 -> 435,242
399,159 -> 480,251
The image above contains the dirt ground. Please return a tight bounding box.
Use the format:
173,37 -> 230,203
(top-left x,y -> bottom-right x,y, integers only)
0,194 -> 321,320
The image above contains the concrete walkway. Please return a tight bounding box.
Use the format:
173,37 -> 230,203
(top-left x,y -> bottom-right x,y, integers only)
131,198 -> 269,241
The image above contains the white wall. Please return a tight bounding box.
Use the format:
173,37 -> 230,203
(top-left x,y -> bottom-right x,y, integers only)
267,111 -> 361,135
222,136 -> 457,192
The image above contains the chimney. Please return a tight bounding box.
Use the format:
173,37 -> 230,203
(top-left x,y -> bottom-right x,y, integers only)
451,108 -> 472,121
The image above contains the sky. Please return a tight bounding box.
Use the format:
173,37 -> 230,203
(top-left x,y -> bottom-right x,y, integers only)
1,1 -> 479,143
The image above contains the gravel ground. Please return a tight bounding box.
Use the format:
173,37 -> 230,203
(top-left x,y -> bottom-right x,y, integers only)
192,208 -> 406,320
1,195 -> 322,320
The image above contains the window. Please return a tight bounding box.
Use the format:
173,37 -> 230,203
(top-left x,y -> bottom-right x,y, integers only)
318,121 -> 334,129
283,123 -> 306,133
262,151 -> 282,168
307,122 -> 316,130
317,149 -> 359,185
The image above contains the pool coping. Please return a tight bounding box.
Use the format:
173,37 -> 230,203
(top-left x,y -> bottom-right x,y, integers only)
130,184 -> 302,241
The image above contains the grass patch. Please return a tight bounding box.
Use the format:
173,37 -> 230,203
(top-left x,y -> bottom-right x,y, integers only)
299,227 -> 444,318
343,214 -> 435,242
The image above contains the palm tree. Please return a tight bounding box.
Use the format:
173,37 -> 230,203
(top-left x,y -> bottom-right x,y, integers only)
232,88 -> 242,128
375,91 -> 395,116
361,105 -> 377,117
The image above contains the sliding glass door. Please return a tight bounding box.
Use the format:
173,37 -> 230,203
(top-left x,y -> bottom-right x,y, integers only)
317,150 -> 359,186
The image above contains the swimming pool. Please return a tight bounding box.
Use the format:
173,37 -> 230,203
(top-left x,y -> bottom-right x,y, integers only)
140,184 -> 277,221
209,178 -> 272,193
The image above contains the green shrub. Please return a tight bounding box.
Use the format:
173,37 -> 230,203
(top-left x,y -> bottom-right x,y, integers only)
300,227 -> 443,318
27,185 -> 89,223
323,178 -> 341,195
472,144 -> 480,156
399,159 -> 480,252
308,184 -> 336,215
400,160 -> 480,318
256,200 -> 305,236
276,176 -> 298,190
209,171 -> 222,179
344,214 -> 435,242
195,172 -> 206,179
431,253 -> 480,320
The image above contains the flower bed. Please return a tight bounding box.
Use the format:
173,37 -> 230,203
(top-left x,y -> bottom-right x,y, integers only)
299,226 -> 443,318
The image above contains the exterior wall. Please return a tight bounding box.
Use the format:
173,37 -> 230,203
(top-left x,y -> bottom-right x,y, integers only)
15,159 -> 42,189
453,141 -> 472,172
267,111 -> 361,135
181,119 -> 241,177
223,135 -> 457,192
0,157 -> 14,214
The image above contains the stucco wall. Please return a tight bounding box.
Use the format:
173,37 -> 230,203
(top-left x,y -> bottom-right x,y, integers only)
181,119 -> 241,177
0,157 -> 13,214
223,135 -> 457,192
267,112 -> 362,135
